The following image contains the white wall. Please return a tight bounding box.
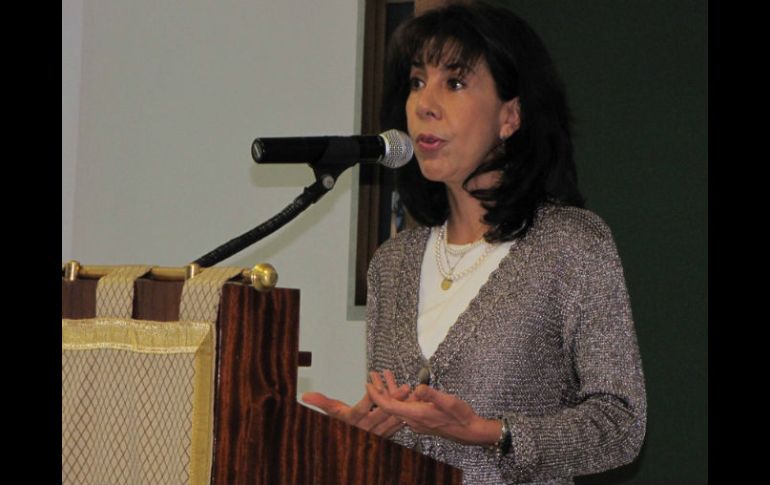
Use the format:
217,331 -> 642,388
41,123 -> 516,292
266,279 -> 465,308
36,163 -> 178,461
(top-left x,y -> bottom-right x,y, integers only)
65,0 -> 368,405
63,0 -> 83,262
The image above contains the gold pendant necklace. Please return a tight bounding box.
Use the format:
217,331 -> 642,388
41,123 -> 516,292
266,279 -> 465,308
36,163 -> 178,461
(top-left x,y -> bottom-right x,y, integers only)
434,223 -> 496,291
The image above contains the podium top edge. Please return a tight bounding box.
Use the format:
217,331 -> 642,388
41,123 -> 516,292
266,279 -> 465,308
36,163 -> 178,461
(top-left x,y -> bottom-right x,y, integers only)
61,261 -> 280,292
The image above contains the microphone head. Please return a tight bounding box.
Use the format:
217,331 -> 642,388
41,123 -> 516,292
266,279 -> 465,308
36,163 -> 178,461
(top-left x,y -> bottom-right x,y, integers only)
379,129 -> 414,168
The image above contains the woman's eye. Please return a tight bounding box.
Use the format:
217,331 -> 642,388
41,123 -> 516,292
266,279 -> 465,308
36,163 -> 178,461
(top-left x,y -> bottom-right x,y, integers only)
448,78 -> 466,90
409,77 -> 424,90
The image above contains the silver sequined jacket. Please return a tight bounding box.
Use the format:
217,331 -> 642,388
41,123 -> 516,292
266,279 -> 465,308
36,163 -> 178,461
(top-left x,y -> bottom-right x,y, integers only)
366,205 -> 646,485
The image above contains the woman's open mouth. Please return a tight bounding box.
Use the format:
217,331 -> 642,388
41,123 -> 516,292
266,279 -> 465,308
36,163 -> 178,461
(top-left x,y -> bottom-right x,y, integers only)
415,134 -> 446,152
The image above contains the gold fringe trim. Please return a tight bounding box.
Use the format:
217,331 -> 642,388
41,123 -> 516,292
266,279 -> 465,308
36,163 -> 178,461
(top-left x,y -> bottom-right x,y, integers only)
62,317 -> 215,485
190,326 -> 214,485
62,318 -> 211,354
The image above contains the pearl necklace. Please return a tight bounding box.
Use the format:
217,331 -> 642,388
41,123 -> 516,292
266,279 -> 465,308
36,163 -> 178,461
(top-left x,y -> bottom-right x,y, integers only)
444,234 -> 486,257
434,222 -> 496,290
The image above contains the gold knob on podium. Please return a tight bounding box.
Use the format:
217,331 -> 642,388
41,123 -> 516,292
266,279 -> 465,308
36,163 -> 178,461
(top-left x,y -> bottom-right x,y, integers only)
249,263 -> 278,292
63,260 -> 81,281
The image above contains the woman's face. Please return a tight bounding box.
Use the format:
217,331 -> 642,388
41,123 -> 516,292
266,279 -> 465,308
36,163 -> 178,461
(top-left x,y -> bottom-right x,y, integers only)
406,55 -> 519,190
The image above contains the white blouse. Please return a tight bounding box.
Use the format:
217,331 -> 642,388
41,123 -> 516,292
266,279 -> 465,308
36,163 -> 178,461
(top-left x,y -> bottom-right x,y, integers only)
417,227 -> 514,360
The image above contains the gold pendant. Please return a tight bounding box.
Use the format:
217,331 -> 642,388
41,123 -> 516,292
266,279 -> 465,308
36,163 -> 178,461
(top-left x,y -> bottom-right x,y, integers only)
441,278 -> 453,290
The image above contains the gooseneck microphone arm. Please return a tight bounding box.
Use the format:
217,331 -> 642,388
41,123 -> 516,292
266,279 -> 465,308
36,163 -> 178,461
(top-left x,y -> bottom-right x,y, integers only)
192,177 -> 331,268
192,143 -> 363,268
193,130 -> 413,268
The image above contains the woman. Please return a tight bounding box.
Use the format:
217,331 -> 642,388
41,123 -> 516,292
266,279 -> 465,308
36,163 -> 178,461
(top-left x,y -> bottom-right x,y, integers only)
303,3 -> 646,484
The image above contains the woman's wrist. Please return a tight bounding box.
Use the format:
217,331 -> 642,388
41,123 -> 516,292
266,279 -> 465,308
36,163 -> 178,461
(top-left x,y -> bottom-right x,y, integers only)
488,417 -> 512,457
463,417 -> 507,446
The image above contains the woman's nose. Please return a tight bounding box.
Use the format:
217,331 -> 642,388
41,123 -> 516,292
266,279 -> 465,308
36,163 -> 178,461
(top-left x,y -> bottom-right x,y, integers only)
414,84 -> 442,120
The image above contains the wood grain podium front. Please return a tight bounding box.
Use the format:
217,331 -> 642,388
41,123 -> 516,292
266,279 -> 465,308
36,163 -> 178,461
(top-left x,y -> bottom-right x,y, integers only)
62,278 -> 462,485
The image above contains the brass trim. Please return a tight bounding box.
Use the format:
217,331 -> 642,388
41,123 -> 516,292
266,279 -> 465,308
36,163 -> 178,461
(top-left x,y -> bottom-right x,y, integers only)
249,263 -> 278,292
61,261 -> 278,292
185,263 -> 201,280
63,260 -> 81,281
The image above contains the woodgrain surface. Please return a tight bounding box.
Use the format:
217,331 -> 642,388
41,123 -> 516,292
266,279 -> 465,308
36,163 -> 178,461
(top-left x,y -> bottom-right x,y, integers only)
62,278 -> 462,484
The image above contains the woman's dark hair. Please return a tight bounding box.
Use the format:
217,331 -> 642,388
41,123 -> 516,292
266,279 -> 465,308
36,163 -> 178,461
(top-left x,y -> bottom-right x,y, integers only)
381,1 -> 585,241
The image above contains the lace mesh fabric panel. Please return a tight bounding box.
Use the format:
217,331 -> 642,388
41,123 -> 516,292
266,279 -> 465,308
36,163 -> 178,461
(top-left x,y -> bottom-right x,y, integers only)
62,266 -> 242,485
62,349 -> 196,485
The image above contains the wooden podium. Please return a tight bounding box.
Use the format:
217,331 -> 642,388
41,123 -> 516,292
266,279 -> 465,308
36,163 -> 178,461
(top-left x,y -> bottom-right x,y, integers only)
62,275 -> 462,485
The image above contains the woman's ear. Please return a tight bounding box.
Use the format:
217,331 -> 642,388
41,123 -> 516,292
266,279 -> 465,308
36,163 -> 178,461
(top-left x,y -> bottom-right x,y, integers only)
499,97 -> 521,139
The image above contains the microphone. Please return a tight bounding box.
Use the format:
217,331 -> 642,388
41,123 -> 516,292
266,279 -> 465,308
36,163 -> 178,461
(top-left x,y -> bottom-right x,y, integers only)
251,129 -> 413,169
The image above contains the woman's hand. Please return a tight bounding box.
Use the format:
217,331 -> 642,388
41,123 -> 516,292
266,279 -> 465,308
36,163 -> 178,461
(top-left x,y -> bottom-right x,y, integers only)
301,370 -> 411,438
366,378 -> 502,446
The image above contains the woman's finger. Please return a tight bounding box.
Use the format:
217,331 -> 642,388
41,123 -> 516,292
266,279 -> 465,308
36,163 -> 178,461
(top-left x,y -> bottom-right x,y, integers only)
366,382 -> 434,419
369,371 -> 411,399
413,384 -> 470,416
369,370 -> 387,393
383,369 -> 400,395
301,392 -> 360,422
348,392 -> 376,422
370,415 -> 405,437
359,408 -> 398,432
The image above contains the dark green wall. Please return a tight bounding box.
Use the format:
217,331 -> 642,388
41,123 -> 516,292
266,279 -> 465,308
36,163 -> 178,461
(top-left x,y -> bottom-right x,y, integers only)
493,1 -> 707,483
